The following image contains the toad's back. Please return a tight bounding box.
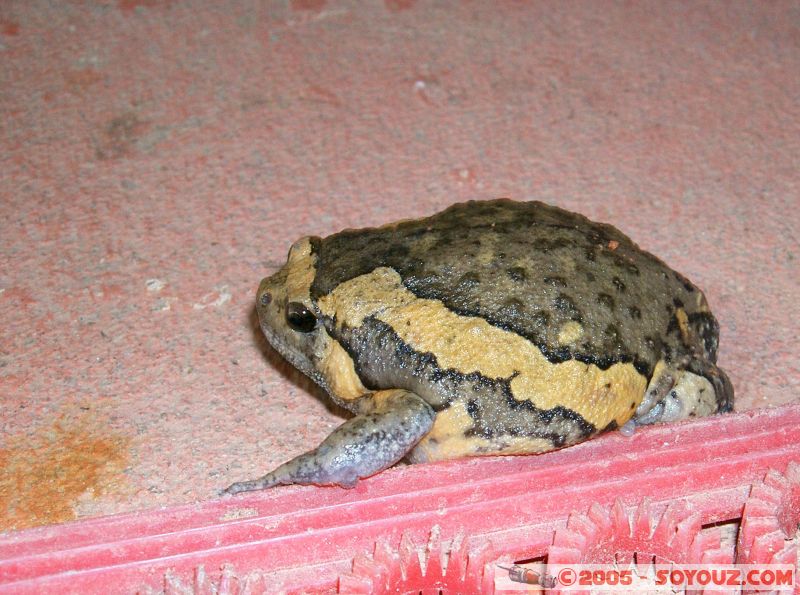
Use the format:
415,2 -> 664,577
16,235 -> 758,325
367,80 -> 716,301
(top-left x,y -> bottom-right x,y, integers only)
311,199 -> 720,378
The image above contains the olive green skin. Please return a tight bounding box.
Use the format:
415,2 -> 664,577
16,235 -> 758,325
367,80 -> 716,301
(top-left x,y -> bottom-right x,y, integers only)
312,199 -> 723,381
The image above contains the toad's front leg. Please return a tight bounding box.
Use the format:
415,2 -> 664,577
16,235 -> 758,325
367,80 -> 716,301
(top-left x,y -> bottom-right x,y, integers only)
222,389 -> 435,495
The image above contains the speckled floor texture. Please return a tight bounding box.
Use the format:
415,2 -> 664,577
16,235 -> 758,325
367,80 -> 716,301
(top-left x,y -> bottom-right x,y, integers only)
1,0 -> 798,533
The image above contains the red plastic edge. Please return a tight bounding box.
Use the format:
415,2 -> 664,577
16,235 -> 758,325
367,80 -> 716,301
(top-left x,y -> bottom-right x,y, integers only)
1,402 -> 798,594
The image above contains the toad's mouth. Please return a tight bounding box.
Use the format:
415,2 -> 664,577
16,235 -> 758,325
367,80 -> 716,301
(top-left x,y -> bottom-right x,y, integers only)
258,320 -> 330,396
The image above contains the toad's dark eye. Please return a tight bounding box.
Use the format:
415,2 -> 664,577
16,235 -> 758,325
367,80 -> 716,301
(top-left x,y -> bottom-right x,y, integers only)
286,302 -> 317,333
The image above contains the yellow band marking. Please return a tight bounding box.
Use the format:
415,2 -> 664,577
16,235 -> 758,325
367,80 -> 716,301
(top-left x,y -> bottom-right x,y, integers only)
675,307 -> 691,345
318,267 -> 647,429
285,237 -> 317,303
320,339 -> 368,401
557,320 -> 584,345
411,402 -> 556,462
265,237 -> 368,402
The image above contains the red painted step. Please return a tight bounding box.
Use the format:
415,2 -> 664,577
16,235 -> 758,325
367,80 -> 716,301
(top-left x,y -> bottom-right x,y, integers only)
1,402 -> 798,594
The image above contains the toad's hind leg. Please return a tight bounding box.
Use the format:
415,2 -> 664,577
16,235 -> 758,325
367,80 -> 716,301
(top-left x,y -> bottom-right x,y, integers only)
626,359 -> 734,433
222,389 -> 435,495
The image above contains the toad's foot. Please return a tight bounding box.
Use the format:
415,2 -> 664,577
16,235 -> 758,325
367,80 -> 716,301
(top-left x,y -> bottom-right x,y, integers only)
627,359 -> 733,433
222,389 -> 434,495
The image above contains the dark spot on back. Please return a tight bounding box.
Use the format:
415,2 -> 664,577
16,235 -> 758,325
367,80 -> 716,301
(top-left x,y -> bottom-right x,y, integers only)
543,276 -> 567,288
507,267 -> 527,282
596,293 -> 615,308
532,310 -> 551,328
456,271 -> 481,291
586,230 -> 608,244
612,277 -> 626,292
628,305 -> 642,319
666,315 -> 680,335
533,237 -> 572,253
386,243 -> 410,258
674,271 -> 696,292
553,294 -> 582,321
688,311 -> 721,360
610,255 -> 640,276
434,236 -> 452,249
497,297 -> 526,322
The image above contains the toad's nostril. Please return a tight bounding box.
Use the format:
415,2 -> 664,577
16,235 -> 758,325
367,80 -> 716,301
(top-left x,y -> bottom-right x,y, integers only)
259,291 -> 273,306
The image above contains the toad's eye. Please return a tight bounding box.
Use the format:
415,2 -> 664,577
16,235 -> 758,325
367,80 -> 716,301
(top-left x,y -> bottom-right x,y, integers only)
286,302 -> 317,333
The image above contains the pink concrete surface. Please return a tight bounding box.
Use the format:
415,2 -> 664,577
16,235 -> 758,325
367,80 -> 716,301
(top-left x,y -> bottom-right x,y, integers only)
0,1 -> 798,531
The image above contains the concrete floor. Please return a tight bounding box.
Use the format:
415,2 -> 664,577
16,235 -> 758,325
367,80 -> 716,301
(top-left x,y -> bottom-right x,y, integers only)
1,0 -> 798,532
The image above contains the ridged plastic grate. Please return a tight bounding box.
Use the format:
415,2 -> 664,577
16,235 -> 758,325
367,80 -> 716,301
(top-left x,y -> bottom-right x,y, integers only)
1,402 -> 798,594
